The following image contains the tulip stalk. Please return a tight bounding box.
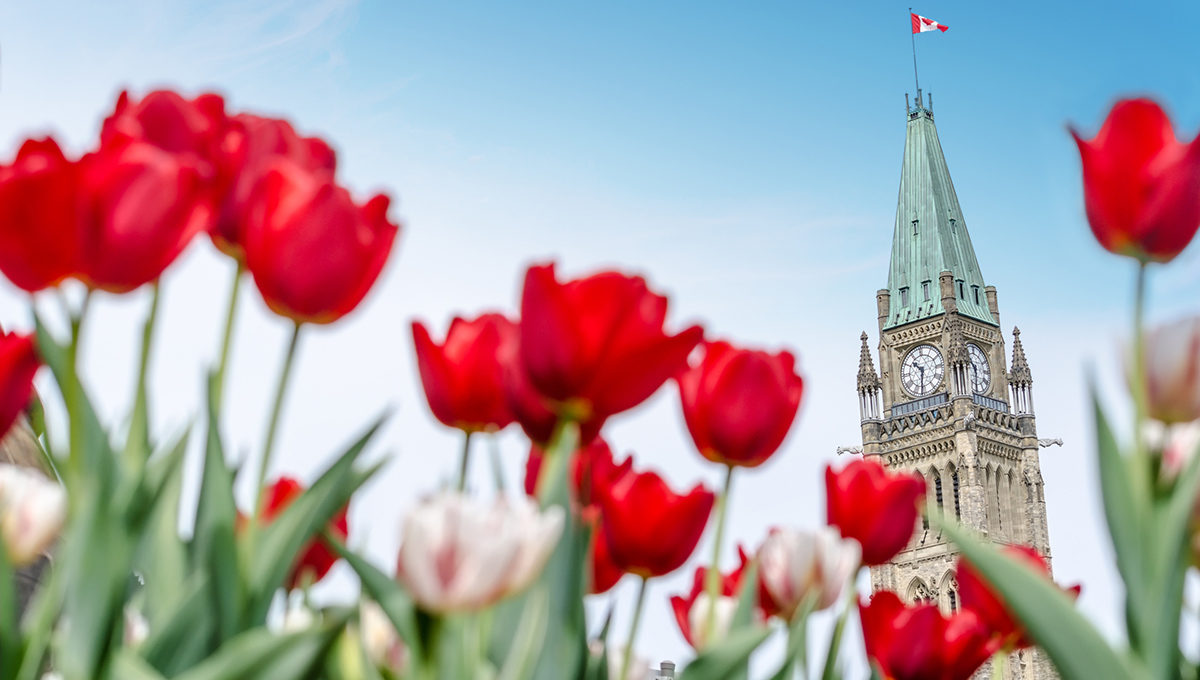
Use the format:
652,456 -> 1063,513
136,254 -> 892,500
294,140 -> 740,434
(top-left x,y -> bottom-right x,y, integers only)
820,569 -> 859,680
213,262 -> 243,412
64,290 -> 91,480
125,282 -> 160,474
1131,262 -> 1149,457
619,576 -> 649,680
254,321 -> 303,522
457,431 -> 472,492
702,464 -> 735,644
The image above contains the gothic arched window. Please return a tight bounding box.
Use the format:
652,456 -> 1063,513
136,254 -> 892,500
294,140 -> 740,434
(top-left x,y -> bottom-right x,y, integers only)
948,589 -> 958,612
934,474 -> 944,510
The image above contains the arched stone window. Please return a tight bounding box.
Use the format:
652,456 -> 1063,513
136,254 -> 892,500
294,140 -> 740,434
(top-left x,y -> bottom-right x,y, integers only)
951,466 -> 961,519
906,577 -> 934,605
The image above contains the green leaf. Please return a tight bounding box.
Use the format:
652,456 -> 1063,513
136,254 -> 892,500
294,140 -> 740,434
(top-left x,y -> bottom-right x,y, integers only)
134,431 -> 191,628
1092,389 -> 1148,638
139,575 -> 217,676
193,372 -> 243,644
331,538 -> 421,667
243,415 -> 386,627
174,610 -> 350,680
678,627 -> 772,680
109,649 -> 168,680
531,423 -> 588,680
0,546 -> 19,680
767,594 -> 818,680
938,519 -> 1142,680
731,560 -> 758,630
497,587 -> 550,680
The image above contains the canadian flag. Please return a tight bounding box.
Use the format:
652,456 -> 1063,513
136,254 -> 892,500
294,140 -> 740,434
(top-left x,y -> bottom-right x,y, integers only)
911,13 -> 949,34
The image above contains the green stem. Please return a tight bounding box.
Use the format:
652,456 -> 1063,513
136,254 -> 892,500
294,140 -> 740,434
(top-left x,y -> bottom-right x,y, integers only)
253,322 -> 303,521
127,283 -> 161,470
1130,263 -> 1153,506
619,576 -> 649,680
214,263 -> 244,412
457,431 -> 473,492
991,649 -> 1007,680
820,569 -> 858,680
65,291 -> 91,479
703,465 -> 736,643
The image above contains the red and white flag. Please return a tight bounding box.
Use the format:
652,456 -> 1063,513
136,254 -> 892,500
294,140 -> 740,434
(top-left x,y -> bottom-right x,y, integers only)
911,13 -> 948,34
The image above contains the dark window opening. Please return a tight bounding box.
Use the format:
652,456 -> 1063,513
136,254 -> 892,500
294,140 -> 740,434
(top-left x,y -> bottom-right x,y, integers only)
957,280 -> 965,298
922,281 -> 931,301
948,590 -> 958,612
935,475 -> 944,509
950,218 -> 957,232
973,286 -> 980,305
912,219 -> 919,236
900,287 -> 909,306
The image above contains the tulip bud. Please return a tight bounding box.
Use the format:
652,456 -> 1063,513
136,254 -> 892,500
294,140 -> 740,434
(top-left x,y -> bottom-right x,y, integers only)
361,600 -> 407,672
396,493 -> 563,613
0,464 -> 66,566
281,599 -> 316,633
757,526 -> 861,620
825,458 -> 925,566
1140,316 -> 1200,424
670,563 -> 752,651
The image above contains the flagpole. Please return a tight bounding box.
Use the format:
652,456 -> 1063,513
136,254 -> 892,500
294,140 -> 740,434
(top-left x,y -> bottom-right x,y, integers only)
909,7 -> 920,94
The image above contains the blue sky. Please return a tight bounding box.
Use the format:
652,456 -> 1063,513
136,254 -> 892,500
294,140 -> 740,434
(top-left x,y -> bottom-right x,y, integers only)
3,0 -> 1200,673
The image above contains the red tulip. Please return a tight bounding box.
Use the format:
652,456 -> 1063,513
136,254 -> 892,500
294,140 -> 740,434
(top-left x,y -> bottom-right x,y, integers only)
518,263 -> 703,426
213,114 -> 336,258
413,314 -> 515,434
590,525 -> 624,594
522,436 -> 631,508
260,476 -> 349,589
860,590 -> 1000,680
0,138 -> 81,291
826,459 -> 925,566
670,562 -> 747,650
101,90 -> 231,188
77,139 -> 210,293
0,331 -> 40,441
1072,98 -> 1200,263
500,330 -> 605,447
598,464 -> 713,578
678,340 -> 804,468
956,545 -> 1081,651
242,159 -> 400,324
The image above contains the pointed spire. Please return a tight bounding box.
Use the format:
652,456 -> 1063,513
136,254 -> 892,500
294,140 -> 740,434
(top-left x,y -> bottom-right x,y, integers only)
1009,327 -> 1032,385
857,332 -> 881,392
884,102 -> 996,329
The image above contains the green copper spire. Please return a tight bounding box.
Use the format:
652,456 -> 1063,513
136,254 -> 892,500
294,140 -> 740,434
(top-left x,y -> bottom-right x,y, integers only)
884,94 -> 995,329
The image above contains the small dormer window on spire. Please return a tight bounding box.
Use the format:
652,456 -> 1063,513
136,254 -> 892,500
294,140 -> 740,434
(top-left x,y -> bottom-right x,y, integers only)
899,287 -> 909,306
950,217 -> 957,232
972,285 -> 980,305
956,280 -> 965,299
922,281 -> 930,301
912,218 -> 919,236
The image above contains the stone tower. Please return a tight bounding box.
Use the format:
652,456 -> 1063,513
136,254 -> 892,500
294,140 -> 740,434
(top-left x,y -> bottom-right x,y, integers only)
855,91 -> 1056,679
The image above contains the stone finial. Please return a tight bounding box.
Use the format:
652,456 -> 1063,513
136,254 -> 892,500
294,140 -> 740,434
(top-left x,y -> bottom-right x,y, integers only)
945,312 -> 969,366
857,332 -> 881,391
1009,327 -> 1033,385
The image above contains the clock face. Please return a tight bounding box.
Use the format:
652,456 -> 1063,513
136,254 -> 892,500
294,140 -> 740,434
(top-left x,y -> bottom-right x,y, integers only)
900,345 -> 945,397
967,343 -> 991,393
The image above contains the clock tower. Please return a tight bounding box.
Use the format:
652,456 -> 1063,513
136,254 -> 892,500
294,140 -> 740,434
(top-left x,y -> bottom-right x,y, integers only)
854,92 -> 1057,679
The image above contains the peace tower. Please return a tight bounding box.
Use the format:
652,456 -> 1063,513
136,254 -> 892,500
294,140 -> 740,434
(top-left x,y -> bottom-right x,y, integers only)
853,91 -> 1058,679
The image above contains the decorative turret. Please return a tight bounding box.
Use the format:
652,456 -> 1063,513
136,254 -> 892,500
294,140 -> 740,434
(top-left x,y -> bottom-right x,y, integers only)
1009,328 -> 1034,415
945,311 -> 971,397
857,332 -> 882,421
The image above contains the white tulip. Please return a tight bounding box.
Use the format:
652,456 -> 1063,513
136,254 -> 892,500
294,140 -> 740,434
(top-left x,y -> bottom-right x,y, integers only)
281,601 -> 315,633
592,642 -> 650,680
360,600 -> 406,671
757,526 -> 861,620
1142,316 -> 1200,424
686,593 -> 738,652
0,464 -> 66,566
397,492 -> 564,613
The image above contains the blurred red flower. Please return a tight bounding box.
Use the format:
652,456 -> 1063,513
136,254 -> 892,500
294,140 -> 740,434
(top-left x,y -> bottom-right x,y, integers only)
860,590 -> 1000,680
956,544 -> 1081,651
517,263 -> 703,428
825,459 -> 925,566
670,561 -> 747,650
678,340 -> 803,468
0,138 -> 81,291
522,436 -> 631,508
589,524 -> 624,594
598,465 -> 713,579
413,314 -> 515,434
77,138 -> 211,293
500,328 -> 605,447
214,114 -> 336,258
260,476 -> 349,589
1072,98 -> 1200,263
0,331 -> 40,441
242,159 -> 399,324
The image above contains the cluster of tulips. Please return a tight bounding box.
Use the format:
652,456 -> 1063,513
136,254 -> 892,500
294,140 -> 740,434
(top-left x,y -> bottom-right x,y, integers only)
0,84 -> 1199,680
